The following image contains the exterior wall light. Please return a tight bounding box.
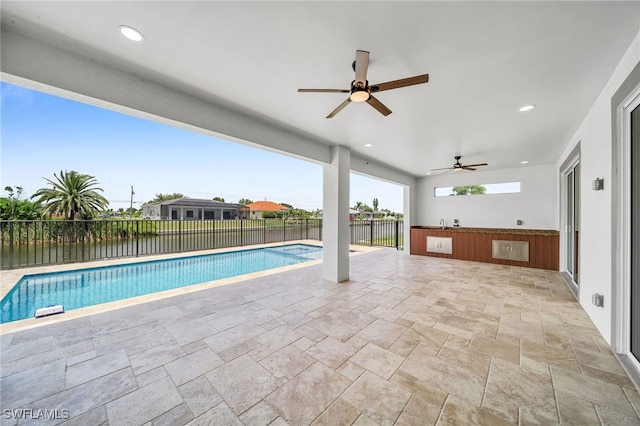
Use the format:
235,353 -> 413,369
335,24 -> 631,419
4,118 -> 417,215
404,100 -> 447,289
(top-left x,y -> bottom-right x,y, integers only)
592,177 -> 604,190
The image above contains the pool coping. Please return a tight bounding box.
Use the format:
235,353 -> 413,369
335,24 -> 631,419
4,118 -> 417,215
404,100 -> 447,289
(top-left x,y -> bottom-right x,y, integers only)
0,241 -> 379,335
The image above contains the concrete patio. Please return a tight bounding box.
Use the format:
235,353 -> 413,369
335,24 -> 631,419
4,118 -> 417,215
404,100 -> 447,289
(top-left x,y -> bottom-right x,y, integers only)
1,249 -> 639,425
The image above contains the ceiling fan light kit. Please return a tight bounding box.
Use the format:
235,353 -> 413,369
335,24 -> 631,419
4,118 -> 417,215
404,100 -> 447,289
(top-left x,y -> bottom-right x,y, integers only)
299,50 -> 429,118
350,89 -> 370,103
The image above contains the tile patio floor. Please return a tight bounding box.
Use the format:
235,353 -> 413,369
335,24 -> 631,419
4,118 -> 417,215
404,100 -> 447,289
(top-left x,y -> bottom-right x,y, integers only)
1,249 -> 639,425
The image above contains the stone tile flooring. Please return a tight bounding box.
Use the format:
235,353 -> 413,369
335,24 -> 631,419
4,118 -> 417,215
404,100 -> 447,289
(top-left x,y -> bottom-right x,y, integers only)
1,249 -> 640,425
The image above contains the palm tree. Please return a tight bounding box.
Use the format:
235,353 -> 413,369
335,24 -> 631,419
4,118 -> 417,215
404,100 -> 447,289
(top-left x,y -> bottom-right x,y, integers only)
149,193 -> 184,203
32,170 -> 109,219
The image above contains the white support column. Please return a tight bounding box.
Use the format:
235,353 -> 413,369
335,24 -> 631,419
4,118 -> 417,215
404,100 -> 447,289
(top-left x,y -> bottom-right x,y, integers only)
323,146 -> 350,282
403,184 -> 417,254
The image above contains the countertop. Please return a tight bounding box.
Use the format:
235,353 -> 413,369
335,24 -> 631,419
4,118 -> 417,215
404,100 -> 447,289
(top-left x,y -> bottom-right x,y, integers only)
411,226 -> 559,236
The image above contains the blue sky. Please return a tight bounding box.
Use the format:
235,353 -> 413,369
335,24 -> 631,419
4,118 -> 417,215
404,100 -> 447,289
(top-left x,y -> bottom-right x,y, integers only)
1,82 -> 403,212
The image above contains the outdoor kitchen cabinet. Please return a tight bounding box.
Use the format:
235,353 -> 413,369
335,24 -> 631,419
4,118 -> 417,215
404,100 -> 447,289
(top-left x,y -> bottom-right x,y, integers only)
410,227 -> 559,270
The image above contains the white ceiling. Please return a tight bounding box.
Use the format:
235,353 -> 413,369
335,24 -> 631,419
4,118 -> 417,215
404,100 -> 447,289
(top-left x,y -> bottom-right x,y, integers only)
2,1 -> 639,176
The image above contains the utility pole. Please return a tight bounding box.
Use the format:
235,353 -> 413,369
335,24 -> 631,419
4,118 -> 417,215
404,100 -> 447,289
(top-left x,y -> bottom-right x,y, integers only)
130,186 -> 134,217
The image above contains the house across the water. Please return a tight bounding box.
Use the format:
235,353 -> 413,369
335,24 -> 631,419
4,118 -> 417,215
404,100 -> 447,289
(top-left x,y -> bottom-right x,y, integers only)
245,201 -> 290,219
142,198 -> 249,220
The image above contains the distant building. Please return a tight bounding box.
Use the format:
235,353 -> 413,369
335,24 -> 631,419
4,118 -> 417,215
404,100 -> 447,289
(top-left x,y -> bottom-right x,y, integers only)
142,198 -> 249,220
245,201 -> 289,219
317,209 -> 387,220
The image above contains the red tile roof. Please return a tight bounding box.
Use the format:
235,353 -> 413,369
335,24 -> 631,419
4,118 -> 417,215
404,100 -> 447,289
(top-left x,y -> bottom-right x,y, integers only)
246,201 -> 289,211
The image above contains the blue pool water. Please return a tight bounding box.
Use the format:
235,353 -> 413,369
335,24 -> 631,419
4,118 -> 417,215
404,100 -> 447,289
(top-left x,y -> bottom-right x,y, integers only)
1,244 -> 322,323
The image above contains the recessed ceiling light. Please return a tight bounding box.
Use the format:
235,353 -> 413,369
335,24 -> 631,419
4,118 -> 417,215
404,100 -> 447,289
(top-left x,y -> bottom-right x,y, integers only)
519,105 -> 535,112
364,143 -> 372,147
425,172 -> 431,175
119,25 -> 144,42
521,160 -> 529,164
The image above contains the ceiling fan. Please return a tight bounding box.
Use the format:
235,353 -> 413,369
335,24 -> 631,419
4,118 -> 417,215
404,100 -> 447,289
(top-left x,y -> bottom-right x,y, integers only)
298,50 -> 429,118
431,156 -> 488,172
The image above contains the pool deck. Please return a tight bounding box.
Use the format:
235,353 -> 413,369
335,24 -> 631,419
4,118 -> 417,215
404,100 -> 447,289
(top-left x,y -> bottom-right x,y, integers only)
1,248 -> 639,424
0,241 -> 373,335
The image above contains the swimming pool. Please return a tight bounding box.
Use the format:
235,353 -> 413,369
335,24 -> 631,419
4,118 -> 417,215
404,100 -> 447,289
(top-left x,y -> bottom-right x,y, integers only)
0,244 -> 322,323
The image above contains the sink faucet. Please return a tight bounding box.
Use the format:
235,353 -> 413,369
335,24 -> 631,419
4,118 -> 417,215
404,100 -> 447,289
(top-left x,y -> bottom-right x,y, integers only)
440,219 -> 445,230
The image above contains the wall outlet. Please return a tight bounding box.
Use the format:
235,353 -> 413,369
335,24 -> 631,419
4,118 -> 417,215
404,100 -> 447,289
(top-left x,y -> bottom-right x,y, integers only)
516,220 -> 523,226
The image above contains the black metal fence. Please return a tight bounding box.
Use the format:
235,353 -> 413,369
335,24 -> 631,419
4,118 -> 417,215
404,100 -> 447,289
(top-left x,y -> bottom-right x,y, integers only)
350,219 -> 403,248
0,219 -> 403,269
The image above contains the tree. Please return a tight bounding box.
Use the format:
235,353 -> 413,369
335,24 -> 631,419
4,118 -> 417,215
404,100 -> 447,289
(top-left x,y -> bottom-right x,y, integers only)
238,198 -> 253,205
280,202 -> 293,209
124,207 -> 140,217
353,201 -> 373,212
0,186 -> 41,220
288,208 -> 311,219
212,196 -> 225,202
31,170 -> 109,219
149,193 -> 184,203
373,198 -> 379,211
451,185 -> 487,196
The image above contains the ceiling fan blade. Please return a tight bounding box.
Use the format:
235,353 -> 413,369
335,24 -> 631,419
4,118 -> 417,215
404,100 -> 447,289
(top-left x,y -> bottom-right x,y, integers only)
326,98 -> 352,118
354,50 -> 370,87
370,74 -> 429,93
430,167 -> 454,171
298,89 -> 350,93
366,95 -> 392,116
462,167 -> 477,171
462,163 -> 488,168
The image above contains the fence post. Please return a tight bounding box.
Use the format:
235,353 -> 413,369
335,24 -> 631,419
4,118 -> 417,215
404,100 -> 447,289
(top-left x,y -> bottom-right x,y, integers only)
81,221 -> 85,262
263,219 -> 266,244
8,222 -> 14,269
370,220 -> 374,246
240,219 -> 244,246
283,218 -> 286,242
395,220 -> 399,249
136,221 -> 140,257
178,220 -> 182,252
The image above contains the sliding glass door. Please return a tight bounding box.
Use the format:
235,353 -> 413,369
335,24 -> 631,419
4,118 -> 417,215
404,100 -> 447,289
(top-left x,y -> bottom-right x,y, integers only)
618,87 -> 640,387
631,101 -> 639,362
564,159 -> 580,293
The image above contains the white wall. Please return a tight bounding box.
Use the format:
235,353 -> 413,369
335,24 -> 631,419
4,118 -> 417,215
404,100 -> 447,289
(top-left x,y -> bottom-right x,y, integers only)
416,165 -> 558,230
142,204 -> 160,219
555,32 -> 640,343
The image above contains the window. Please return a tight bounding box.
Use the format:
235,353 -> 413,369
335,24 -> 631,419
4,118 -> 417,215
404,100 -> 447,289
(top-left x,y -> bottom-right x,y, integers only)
186,210 -> 194,218
434,182 -> 521,197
